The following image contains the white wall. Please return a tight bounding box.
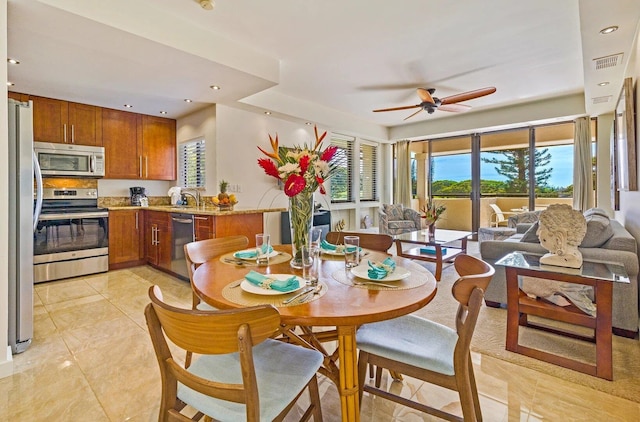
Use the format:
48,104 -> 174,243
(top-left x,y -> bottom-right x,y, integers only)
1,0 -> 13,378
176,104 -> 217,196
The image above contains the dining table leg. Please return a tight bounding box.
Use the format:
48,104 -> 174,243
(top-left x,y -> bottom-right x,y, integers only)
337,325 -> 360,422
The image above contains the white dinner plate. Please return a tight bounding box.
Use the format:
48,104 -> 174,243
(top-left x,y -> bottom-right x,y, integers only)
350,264 -> 411,282
233,249 -> 279,260
240,275 -> 305,296
320,246 -> 362,256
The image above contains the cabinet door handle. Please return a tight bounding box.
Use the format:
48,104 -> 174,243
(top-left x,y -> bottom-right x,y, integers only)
139,156 -> 143,178
145,156 -> 148,178
63,124 -> 67,143
71,124 -> 75,143
194,216 -> 208,220
135,212 -> 139,230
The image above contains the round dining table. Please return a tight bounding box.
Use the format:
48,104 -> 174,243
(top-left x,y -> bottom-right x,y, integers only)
192,244 -> 438,422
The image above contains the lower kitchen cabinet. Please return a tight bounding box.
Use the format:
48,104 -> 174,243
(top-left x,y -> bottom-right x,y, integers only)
108,210 -> 145,269
145,211 -> 172,270
194,214 -> 215,241
216,214 -> 263,247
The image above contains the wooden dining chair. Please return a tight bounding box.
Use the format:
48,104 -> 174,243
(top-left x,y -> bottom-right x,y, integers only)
356,254 -> 495,422
145,285 -> 324,422
184,235 -> 249,310
325,231 -> 393,253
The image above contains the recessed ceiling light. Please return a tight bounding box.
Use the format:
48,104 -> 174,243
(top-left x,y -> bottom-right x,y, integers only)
200,0 -> 214,10
7,81 -> 15,86
210,85 -> 221,90
7,58 -> 20,65
184,99 -> 193,103
597,82 -> 610,86
264,111 -> 272,115
123,104 -> 133,108
600,25 -> 618,35
305,122 -> 313,126
159,111 -> 168,115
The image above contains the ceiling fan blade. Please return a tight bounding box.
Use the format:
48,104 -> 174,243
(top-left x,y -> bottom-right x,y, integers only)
416,88 -> 435,104
403,109 -> 424,121
373,104 -> 421,112
440,87 -> 496,105
438,103 -> 471,113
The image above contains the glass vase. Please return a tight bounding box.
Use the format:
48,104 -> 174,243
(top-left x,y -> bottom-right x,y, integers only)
289,191 -> 314,269
428,223 -> 436,242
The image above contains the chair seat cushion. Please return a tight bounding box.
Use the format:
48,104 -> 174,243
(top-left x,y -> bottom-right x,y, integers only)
357,315 -> 458,376
178,338 -> 323,420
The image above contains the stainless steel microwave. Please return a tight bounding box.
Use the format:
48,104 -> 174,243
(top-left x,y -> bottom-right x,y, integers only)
34,142 -> 105,177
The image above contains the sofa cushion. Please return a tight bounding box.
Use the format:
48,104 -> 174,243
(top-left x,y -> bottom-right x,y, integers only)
583,207 -> 609,218
384,204 -> 404,220
580,213 -> 614,248
389,220 -> 416,231
519,222 -> 540,243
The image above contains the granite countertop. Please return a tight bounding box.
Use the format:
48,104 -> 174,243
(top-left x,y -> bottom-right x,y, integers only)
106,205 -> 286,215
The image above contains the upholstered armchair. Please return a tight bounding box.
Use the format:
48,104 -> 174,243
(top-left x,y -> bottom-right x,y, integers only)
379,204 -> 422,235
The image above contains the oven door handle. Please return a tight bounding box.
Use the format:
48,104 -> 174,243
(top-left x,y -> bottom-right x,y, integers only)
38,212 -> 109,220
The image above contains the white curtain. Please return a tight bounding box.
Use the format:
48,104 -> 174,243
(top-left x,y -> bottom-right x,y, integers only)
394,140 -> 412,207
573,117 -> 594,211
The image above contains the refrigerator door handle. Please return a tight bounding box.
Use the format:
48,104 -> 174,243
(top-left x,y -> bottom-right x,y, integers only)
33,150 -> 43,231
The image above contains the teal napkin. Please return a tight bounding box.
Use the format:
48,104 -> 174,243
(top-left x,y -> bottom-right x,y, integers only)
244,271 -> 299,292
367,258 -> 396,279
234,246 -> 273,259
321,239 -> 340,251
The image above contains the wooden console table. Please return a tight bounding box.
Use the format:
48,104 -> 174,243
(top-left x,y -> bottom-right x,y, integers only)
496,252 -> 629,380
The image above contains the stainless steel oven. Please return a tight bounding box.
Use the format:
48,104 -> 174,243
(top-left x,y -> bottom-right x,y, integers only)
33,188 -> 109,283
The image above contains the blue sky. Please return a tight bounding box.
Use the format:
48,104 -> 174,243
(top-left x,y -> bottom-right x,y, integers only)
431,145 -> 573,188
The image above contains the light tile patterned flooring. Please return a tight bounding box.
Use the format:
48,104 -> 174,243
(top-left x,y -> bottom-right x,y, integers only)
1,263 -> 639,421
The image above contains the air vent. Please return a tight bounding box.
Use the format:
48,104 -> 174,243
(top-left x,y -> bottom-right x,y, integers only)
592,95 -> 612,104
592,53 -> 623,70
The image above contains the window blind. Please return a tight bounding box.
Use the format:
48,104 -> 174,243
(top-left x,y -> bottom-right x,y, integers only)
179,138 -> 205,188
359,142 -> 378,201
330,135 -> 354,203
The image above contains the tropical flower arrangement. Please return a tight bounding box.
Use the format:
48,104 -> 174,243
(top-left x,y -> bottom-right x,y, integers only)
421,199 -> 446,225
257,126 -> 338,197
257,125 -> 338,268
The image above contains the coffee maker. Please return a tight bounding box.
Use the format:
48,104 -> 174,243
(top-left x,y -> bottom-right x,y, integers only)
130,186 -> 147,206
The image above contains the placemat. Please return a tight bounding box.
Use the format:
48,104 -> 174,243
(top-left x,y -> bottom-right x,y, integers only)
222,280 -> 327,307
332,267 -> 427,290
219,251 -> 292,267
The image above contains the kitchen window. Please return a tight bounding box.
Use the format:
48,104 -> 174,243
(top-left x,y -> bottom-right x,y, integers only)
359,141 -> 378,201
179,138 -> 205,188
330,134 -> 354,203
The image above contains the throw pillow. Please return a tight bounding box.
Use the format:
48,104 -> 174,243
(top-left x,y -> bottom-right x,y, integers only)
519,222 -> 540,243
580,213 -> 614,247
583,207 -> 609,218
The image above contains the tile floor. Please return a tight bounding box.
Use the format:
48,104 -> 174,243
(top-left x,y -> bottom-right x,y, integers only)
1,264 -> 639,421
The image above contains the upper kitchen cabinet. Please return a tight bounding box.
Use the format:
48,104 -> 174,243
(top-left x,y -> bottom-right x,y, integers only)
140,115 -> 176,180
102,110 -> 176,180
32,96 -> 102,146
103,108 -> 140,179
8,91 -> 29,102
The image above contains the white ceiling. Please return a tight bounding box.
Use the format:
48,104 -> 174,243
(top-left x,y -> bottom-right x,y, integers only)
6,0 -> 640,135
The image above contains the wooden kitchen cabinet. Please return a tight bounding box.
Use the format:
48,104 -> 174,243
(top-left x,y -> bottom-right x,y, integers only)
32,96 -> 102,146
108,210 -> 145,269
103,108 -> 140,179
145,211 -> 172,270
216,214 -> 263,247
194,214 -> 215,241
103,110 -> 176,180
140,115 -> 176,180
8,91 -> 29,102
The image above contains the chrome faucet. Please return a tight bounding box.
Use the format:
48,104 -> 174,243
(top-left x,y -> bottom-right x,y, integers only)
181,189 -> 200,208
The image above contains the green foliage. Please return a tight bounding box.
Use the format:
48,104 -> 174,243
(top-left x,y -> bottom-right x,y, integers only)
481,148 -> 552,193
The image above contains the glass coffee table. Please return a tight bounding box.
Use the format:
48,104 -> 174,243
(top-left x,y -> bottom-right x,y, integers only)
394,229 -> 473,281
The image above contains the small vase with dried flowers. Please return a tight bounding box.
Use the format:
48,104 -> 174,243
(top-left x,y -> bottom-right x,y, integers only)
421,199 -> 446,241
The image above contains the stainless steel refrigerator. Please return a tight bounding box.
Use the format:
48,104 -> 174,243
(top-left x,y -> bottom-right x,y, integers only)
8,99 -> 43,354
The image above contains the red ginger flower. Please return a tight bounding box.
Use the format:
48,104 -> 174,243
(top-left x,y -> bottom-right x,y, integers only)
284,174 -> 306,197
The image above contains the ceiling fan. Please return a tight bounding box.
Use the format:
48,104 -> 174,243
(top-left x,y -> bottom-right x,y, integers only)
373,86 -> 496,120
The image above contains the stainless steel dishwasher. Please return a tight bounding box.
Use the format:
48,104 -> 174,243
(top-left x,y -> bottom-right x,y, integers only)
171,213 -> 194,280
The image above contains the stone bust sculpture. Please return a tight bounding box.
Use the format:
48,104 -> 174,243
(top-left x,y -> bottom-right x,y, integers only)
536,204 -> 587,268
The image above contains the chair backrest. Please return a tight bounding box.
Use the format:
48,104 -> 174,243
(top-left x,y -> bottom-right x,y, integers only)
145,286 -> 281,414
326,231 -> 394,252
184,235 -> 249,276
489,204 -> 506,223
450,254 -> 495,353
